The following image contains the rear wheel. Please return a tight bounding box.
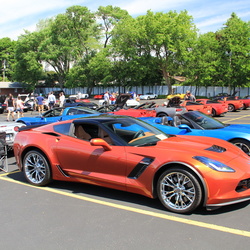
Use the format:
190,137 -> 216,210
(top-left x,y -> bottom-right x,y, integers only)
231,139 -> 250,156
228,104 -> 235,112
23,150 -> 52,186
157,112 -> 168,117
157,167 -> 202,214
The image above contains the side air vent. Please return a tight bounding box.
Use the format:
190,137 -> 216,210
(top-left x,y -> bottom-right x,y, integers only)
128,158 -> 154,179
205,145 -> 226,153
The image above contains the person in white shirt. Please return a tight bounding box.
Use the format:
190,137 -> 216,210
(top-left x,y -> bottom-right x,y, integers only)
104,91 -> 110,105
59,92 -> 65,107
48,92 -> 56,110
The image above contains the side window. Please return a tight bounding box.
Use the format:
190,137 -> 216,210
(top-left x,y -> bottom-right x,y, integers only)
54,123 -> 71,135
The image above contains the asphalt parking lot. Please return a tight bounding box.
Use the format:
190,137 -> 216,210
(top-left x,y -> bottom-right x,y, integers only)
1,101 -> 250,249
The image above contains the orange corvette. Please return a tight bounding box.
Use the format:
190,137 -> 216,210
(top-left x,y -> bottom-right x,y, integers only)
180,101 -> 212,115
14,116 -> 250,214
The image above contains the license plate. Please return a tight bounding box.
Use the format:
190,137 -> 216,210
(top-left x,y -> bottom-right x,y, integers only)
5,134 -> 11,141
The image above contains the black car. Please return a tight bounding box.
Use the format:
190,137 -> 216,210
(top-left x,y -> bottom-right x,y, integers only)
64,99 -> 99,110
0,103 -> 6,114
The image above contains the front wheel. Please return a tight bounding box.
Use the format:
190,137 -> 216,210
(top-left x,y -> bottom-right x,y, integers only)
23,150 -> 52,186
157,168 -> 202,214
231,139 -> 250,156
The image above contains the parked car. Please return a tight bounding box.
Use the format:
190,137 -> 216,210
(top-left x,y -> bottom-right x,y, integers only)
134,101 -> 187,117
212,96 -> 243,111
139,93 -> 158,100
13,115 -> 250,214
0,102 -> 7,114
94,93 -> 104,100
98,93 -> 140,107
226,96 -> 250,110
180,101 -> 212,115
69,93 -> 89,99
141,110 -> 250,156
97,94 -> 156,117
0,121 -> 26,148
16,107 -> 101,126
64,99 -> 99,110
196,99 -> 228,116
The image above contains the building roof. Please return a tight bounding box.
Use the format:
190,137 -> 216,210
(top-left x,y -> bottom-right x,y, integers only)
0,82 -> 27,88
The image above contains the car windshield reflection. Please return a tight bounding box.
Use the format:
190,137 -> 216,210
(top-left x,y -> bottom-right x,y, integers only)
102,118 -> 169,146
182,111 -> 225,129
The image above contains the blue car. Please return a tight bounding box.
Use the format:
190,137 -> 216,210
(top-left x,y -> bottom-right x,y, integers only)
16,107 -> 102,126
140,111 -> 250,156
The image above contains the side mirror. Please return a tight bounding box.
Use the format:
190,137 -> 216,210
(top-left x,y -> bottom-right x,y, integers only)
90,138 -> 112,151
178,124 -> 192,132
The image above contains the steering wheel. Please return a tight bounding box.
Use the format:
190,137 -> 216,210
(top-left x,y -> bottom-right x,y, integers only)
133,130 -> 145,139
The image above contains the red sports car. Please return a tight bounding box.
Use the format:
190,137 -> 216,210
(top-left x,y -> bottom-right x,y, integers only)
213,97 -> 244,112
14,116 -> 250,214
227,96 -> 250,110
180,101 -> 212,115
94,93 -> 104,100
196,99 -> 228,116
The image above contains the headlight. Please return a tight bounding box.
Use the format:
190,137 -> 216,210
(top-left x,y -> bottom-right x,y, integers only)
193,156 -> 235,172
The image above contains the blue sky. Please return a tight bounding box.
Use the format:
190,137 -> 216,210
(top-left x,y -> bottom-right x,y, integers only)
1,0 -> 249,40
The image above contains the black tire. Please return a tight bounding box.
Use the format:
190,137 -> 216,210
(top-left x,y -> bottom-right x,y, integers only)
157,112 -> 168,117
228,104 -> 235,112
211,108 -> 217,117
157,167 -> 202,214
231,139 -> 250,156
23,150 -> 52,186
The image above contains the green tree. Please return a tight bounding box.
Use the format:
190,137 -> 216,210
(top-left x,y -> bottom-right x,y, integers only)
37,5 -> 101,88
96,5 -> 129,48
187,32 -> 221,88
217,13 -> 250,90
111,10 -> 198,94
14,31 -> 44,87
66,49 -> 113,95
0,37 -> 16,81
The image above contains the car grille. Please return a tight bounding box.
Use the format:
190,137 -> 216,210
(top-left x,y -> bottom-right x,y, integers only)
205,145 -> 226,153
236,178 -> 250,192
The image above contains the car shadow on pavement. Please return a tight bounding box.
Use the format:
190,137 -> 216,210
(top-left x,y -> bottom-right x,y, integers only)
3,170 -> 250,216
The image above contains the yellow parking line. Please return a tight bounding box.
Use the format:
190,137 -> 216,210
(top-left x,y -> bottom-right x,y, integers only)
222,115 -> 250,123
1,175 -> 250,237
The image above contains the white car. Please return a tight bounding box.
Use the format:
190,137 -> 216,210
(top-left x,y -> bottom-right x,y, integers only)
139,93 -> 158,100
98,99 -> 140,107
0,122 -> 26,148
69,93 -> 89,99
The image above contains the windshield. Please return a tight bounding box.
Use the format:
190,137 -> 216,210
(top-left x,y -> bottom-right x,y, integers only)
102,117 -> 169,146
182,111 -> 225,129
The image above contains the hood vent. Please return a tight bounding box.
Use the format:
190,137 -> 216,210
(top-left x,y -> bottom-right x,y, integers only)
205,145 -> 226,153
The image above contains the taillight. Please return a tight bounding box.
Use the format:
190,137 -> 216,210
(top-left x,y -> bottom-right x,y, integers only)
14,126 -> 20,132
176,108 -> 183,111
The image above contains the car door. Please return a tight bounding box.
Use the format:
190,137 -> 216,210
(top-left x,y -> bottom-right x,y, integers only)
54,135 -> 127,191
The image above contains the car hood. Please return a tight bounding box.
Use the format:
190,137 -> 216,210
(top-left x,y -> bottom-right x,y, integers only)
223,124 -> 250,131
155,135 -> 246,164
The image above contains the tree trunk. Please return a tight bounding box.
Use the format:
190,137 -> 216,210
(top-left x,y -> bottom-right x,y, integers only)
162,69 -> 172,94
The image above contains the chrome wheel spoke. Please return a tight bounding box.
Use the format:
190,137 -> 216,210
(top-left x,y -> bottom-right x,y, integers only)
160,172 -> 196,211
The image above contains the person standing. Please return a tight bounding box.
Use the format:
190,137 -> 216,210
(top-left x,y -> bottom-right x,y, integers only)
184,90 -> 196,102
5,93 -> 15,121
36,93 -> 44,115
16,96 -> 24,118
48,92 -> 56,110
59,92 -> 65,107
104,91 -> 110,105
